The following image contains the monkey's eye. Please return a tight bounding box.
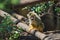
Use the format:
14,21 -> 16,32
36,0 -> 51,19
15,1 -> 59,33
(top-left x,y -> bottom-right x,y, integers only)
31,17 -> 34,20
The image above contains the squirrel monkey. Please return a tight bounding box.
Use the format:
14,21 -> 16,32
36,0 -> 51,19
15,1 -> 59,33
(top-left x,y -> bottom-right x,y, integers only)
27,11 -> 44,32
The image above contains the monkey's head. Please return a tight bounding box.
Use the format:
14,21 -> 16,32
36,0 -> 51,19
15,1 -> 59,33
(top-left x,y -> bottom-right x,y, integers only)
27,11 -> 44,32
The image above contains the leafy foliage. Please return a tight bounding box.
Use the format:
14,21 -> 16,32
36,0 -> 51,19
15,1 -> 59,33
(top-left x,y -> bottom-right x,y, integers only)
0,0 -> 19,13
22,1 -> 54,15
0,16 -> 23,40
0,3 -> 5,9
55,7 -> 60,13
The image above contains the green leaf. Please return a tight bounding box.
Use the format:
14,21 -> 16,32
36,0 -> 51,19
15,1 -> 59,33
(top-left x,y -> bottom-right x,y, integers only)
55,7 -> 60,13
11,0 -> 19,5
13,33 -> 19,38
7,26 -> 13,32
0,3 -> 5,9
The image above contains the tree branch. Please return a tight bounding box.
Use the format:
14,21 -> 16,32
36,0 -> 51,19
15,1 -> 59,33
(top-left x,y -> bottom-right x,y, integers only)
0,10 -> 53,40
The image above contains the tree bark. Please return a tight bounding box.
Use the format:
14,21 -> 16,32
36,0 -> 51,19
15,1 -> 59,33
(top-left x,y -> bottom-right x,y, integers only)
20,0 -> 39,4
12,13 -> 25,20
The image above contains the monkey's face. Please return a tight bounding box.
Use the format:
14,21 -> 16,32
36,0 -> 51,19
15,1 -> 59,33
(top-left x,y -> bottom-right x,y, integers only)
30,14 -> 44,32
